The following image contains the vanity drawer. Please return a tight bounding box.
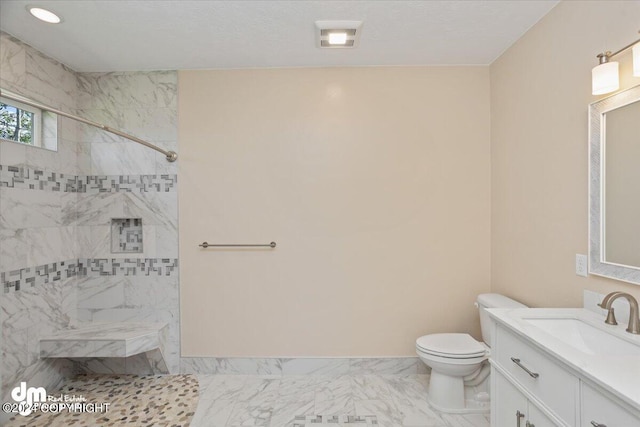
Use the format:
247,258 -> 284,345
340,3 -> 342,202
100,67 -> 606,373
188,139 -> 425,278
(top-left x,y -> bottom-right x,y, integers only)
495,325 -> 578,425
581,383 -> 640,426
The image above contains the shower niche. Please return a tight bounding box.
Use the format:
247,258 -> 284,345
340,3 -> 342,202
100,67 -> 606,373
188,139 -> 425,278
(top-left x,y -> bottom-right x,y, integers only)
111,218 -> 143,253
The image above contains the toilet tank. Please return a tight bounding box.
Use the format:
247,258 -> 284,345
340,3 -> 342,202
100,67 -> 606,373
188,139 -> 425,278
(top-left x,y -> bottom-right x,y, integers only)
476,293 -> 526,347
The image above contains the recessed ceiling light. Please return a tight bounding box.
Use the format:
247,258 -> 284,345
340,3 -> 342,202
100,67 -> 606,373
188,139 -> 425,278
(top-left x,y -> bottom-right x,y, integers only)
315,21 -> 363,49
328,33 -> 348,45
28,6 -> 62,24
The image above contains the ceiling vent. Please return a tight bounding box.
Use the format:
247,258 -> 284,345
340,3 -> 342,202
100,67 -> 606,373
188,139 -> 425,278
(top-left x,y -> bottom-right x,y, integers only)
315,20 -> 363,48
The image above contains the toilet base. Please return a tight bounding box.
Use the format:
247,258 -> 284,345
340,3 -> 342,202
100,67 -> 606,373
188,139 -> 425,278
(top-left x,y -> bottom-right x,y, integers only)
427,394 -> 490,415
427,371 -> 490,414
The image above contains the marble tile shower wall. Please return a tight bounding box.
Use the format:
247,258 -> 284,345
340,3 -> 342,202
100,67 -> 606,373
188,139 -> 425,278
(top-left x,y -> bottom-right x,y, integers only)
0,33 -> 82,403
77,71 -> 178,176
0,32 -> 180,405
74,70 -> 180,374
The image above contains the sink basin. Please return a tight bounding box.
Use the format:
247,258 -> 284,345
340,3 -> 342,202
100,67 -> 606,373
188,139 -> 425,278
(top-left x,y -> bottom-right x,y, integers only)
524,317 -> 640,356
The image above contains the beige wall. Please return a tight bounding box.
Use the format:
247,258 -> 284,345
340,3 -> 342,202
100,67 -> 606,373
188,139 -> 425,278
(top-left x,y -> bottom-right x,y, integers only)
179,67 -> 491,356
490,0 -> 640,307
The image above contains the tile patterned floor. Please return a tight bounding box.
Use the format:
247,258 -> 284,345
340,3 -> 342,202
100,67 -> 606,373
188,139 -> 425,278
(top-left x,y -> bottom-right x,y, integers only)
5,374 -> 199,427
190,374 -> 491,427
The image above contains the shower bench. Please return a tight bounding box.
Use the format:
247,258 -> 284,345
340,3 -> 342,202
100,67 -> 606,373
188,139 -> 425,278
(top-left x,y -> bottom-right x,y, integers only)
39,322 -> 169,372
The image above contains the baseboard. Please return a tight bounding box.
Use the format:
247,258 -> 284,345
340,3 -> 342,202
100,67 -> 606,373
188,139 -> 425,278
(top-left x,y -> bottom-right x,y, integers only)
180,357 -> 428,375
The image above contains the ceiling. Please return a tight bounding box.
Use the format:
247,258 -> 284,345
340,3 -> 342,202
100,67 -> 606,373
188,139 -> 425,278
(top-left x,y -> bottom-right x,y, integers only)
0,0 -> 558,72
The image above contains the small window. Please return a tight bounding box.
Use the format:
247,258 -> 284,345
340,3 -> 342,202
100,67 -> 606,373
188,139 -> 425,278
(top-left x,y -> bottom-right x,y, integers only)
0,98 -> 41,147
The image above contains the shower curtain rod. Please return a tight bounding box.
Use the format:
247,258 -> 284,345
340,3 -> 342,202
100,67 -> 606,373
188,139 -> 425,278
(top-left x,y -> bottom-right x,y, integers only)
0,88 -> 178,162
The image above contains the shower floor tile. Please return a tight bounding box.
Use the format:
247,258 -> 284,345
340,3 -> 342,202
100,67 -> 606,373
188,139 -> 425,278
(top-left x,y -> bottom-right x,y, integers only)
4,374 -> 199,427
190,374 -> 490,427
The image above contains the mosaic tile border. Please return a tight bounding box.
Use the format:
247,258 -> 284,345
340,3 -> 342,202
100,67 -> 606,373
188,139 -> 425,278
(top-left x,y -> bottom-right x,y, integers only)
293,415 -> 378,425
0,164 -> 177,193
2,258 -> 179,292
79,258 -> 178,277
0,164 -> 77,192
81,174 -> 177,193
1,259 -> 80,292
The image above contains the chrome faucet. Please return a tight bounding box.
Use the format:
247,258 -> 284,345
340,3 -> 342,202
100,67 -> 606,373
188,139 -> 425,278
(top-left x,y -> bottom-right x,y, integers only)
599,292 -> 640,334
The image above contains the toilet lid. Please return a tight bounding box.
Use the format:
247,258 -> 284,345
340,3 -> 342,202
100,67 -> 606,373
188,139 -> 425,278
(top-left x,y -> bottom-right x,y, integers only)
416,333 -> 485,357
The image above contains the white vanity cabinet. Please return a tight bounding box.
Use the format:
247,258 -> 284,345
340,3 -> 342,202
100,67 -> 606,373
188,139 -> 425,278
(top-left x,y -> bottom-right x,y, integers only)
490,311 -> 640,427
581,383 -> 639,427
491,324 -> 575,426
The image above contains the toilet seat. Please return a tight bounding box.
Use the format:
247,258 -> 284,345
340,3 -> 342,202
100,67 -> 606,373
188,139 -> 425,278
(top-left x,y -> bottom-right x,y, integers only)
416,333 -> 486,359
416,348 -> 487,366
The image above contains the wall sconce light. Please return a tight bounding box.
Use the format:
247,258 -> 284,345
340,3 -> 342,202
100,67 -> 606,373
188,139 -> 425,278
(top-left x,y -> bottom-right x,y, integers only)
592,54 -> 619,95
592,31 -> 640,95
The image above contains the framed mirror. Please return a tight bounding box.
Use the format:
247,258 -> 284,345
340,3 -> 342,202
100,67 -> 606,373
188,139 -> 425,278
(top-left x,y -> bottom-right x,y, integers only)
589,84 -> 640,285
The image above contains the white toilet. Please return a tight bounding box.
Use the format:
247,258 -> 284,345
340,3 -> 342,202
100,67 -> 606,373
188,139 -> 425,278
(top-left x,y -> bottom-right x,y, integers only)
416,293 -> 526,413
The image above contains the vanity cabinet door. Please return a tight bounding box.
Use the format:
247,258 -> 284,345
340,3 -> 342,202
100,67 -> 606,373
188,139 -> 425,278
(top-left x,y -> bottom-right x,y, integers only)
495,325 -> 577,425
581,383 -> 640,426
494,371 -> 561,427
494,371 -> 529,427
527,403 -> 558,427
